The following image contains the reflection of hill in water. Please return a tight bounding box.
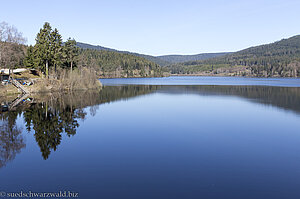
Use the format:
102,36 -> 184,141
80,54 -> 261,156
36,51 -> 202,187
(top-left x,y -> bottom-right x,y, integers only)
0,84 -> 299,165
159,85 -> 300,114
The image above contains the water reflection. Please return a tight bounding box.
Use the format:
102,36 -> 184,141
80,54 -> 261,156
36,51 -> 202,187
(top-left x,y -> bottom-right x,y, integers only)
159,85 -> 300,114
0,85 -> 299,165
24,102 -> 84,159
0,85 -> 159,162
0,112 -> 25,168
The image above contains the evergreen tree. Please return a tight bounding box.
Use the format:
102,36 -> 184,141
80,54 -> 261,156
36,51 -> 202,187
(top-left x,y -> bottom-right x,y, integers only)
51,28 -> 63,73
64,38 -> 78,72
25,23 -> 65,77
34,22 -> 53,78
24,45 -> 35,68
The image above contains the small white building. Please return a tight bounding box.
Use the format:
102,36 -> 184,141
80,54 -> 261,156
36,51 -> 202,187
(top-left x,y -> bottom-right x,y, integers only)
0,68 -> 28,75
0,68 -> 28,81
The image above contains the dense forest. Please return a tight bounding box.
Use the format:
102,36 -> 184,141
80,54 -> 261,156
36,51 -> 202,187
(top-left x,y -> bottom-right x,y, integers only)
78,49 -> 164,78
77,42 -> 170,66
167,35 -> 300,77
77,42 -> 230,66
157,52 -> 230,64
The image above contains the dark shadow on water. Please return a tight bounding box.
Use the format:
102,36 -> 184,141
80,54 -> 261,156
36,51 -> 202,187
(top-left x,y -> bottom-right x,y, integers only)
0,84 -> 299,165
158,85 -> 300,114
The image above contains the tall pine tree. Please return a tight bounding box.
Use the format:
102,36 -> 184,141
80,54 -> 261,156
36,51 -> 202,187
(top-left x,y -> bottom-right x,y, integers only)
35,22 -> 52,78
51,28 -> 63,73
25,23 -> 67,78
64,38 -> 78,73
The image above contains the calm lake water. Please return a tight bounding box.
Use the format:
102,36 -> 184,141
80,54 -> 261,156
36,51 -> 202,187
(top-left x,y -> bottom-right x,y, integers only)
1,76 -> 300,199
100,76 -> 300,87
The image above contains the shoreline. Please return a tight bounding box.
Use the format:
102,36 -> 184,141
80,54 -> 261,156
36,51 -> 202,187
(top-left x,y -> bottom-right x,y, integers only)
99,74 -> 300,79
0,78 -> 102,98
169,73 -> 300,78
2,75 -> 299,98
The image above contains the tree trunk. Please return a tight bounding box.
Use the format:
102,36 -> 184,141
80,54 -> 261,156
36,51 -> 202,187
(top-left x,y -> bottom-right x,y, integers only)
54,63 -> 57,79
45,102 -> 48,119
80,66 -> 82,79
46,60 -> 49,79
71,61 -> 73,73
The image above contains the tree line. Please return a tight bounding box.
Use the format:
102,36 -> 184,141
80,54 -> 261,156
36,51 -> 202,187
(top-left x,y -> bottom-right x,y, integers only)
167,35 -> 300,77
78,48 -> 163,78
25,22 -> 78,78
1,21 -> 163,79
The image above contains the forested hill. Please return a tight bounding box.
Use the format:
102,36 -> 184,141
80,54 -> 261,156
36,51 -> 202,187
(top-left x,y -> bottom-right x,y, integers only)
77,42 -> 230,66
157,52 -> 231,63
77,42 -> 170,66
78,48 -> 164,78
168,35 -> 300,77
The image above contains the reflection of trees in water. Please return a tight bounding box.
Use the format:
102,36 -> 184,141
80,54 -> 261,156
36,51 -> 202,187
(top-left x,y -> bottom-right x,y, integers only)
0,85 -> 159,161
98,85 -> 160,104
23,102 -> 85,160
0,113 -> 25,168
1,84 -> 300,163
160,85 -> 300,114
89,105 -> 99,117
1,84 -> 299,164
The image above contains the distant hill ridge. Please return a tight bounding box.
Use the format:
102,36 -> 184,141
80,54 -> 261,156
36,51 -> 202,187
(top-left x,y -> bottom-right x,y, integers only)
76,42 -> 231,66
157,53 -> 231,63
77,34 -> 300,77
168,35 -> 300,77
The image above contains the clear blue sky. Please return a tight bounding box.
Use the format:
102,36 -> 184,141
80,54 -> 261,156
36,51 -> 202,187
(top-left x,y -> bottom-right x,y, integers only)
1,0 -> 300,56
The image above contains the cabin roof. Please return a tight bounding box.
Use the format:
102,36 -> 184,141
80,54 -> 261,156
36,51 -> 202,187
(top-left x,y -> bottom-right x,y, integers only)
0,68 -> 27,75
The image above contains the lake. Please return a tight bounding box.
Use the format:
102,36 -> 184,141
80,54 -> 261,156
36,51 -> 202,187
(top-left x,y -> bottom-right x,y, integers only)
1,76 -> 300,199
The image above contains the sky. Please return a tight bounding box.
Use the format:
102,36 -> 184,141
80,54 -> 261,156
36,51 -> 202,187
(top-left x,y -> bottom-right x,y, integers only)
1,0 -> 300,56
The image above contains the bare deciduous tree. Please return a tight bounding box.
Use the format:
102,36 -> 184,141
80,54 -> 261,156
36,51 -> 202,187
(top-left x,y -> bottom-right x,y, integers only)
0,21 -> 27,74
0,22 -> 26,44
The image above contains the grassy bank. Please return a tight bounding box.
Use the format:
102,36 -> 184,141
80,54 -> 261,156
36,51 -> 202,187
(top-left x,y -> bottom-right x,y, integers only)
1,68 -> 102,97
27,68 -> 102,93
0,84 -> 21,97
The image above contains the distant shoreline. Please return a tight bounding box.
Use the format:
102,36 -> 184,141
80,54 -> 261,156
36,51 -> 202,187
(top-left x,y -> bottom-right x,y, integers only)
170,73 -> 300,78
99,74 -> 299,79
